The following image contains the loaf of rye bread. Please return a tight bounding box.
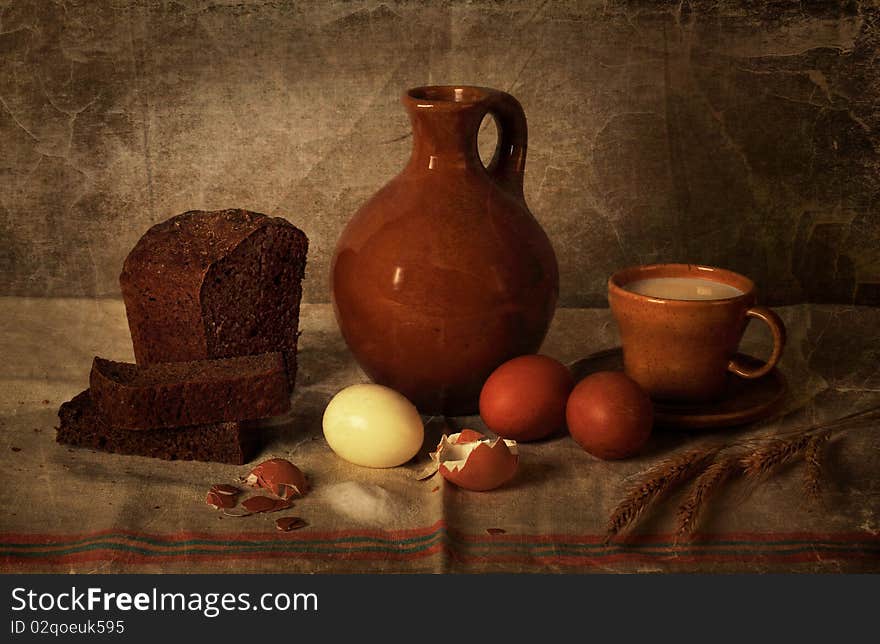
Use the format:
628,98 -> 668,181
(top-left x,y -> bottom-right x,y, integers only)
58,390 -> 259,464
120,209 -> 308,387
90,352 -> 291,430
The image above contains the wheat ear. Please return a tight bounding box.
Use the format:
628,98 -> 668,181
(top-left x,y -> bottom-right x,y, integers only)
802,431 -> 831,499
606,447 -> 716,541
676,456 -> 741,537
739,433 -> 813,481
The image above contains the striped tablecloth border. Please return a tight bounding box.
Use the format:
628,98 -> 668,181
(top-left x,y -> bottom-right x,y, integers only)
2,523 -> 878,568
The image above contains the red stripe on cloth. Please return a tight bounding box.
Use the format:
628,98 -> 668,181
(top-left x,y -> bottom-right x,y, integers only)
446,549 -> 880,567
3,543 -> 876,570
612,531 -> 880,544
0,543 -> 446,567
0,521 -> 449,545
1,526 -> 878,546
453,530 -> 880,545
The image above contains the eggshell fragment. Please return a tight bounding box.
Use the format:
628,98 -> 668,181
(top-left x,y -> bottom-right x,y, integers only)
323,384 -> 424,468
241,495 -> 293,514
210,484 -> 241,496
205,490 -> 237,510
414,461 -> 440,480
455,429 -> 486,444
245,458 -> 309,499
275,517 -> 308,532
432,431 -> 518,492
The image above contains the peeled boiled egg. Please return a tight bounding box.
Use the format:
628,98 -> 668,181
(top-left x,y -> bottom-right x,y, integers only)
432,430 -> 518,492
323,384 -> 424,468
566,371 -> 653,460
479,355 -> 574,441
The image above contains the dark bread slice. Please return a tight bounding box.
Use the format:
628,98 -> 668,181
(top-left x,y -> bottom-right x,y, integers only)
90,352 -> 291,430
120,209 -> 308,388
57,390 -> 259,465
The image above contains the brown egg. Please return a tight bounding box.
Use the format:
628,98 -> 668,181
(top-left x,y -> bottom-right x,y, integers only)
566,371 -> 653,459
479,355 -> 574,441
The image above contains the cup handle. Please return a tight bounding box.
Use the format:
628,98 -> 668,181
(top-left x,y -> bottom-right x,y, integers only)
727,306 -> 787,379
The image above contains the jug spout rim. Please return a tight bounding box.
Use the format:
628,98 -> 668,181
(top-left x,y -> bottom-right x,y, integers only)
403,85 -> 496,109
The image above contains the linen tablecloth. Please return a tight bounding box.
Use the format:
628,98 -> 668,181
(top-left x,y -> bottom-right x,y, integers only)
1,298 -> 878,573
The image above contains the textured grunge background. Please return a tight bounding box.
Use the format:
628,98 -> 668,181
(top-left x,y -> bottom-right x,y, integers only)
1,0 -> 878,306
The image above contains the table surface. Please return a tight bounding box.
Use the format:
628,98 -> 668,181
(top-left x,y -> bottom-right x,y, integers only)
1,298 -> 878,573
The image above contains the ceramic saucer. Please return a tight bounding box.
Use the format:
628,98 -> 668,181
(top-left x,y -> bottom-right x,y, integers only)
568,348 -> 788,430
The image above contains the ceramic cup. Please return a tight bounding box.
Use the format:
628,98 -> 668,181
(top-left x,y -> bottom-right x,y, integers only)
607,264 -> 786,402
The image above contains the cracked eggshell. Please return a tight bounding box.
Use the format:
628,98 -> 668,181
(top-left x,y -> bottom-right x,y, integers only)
245,458 -> 309,499
434,431 -> 518,492
322,384 -> 424,468
454,428 -> 486,444
205,490 -> 237,510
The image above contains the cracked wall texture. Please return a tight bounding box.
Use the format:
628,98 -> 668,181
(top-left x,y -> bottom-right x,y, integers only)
1,0 -> 878,306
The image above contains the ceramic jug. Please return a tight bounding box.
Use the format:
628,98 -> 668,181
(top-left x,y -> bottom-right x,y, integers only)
331,86 -> 559,415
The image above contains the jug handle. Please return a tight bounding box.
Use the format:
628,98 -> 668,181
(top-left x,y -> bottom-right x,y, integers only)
484,90 -> 528,200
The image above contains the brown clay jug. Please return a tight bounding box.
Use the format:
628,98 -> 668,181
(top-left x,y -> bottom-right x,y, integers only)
331,86 -> 559,415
